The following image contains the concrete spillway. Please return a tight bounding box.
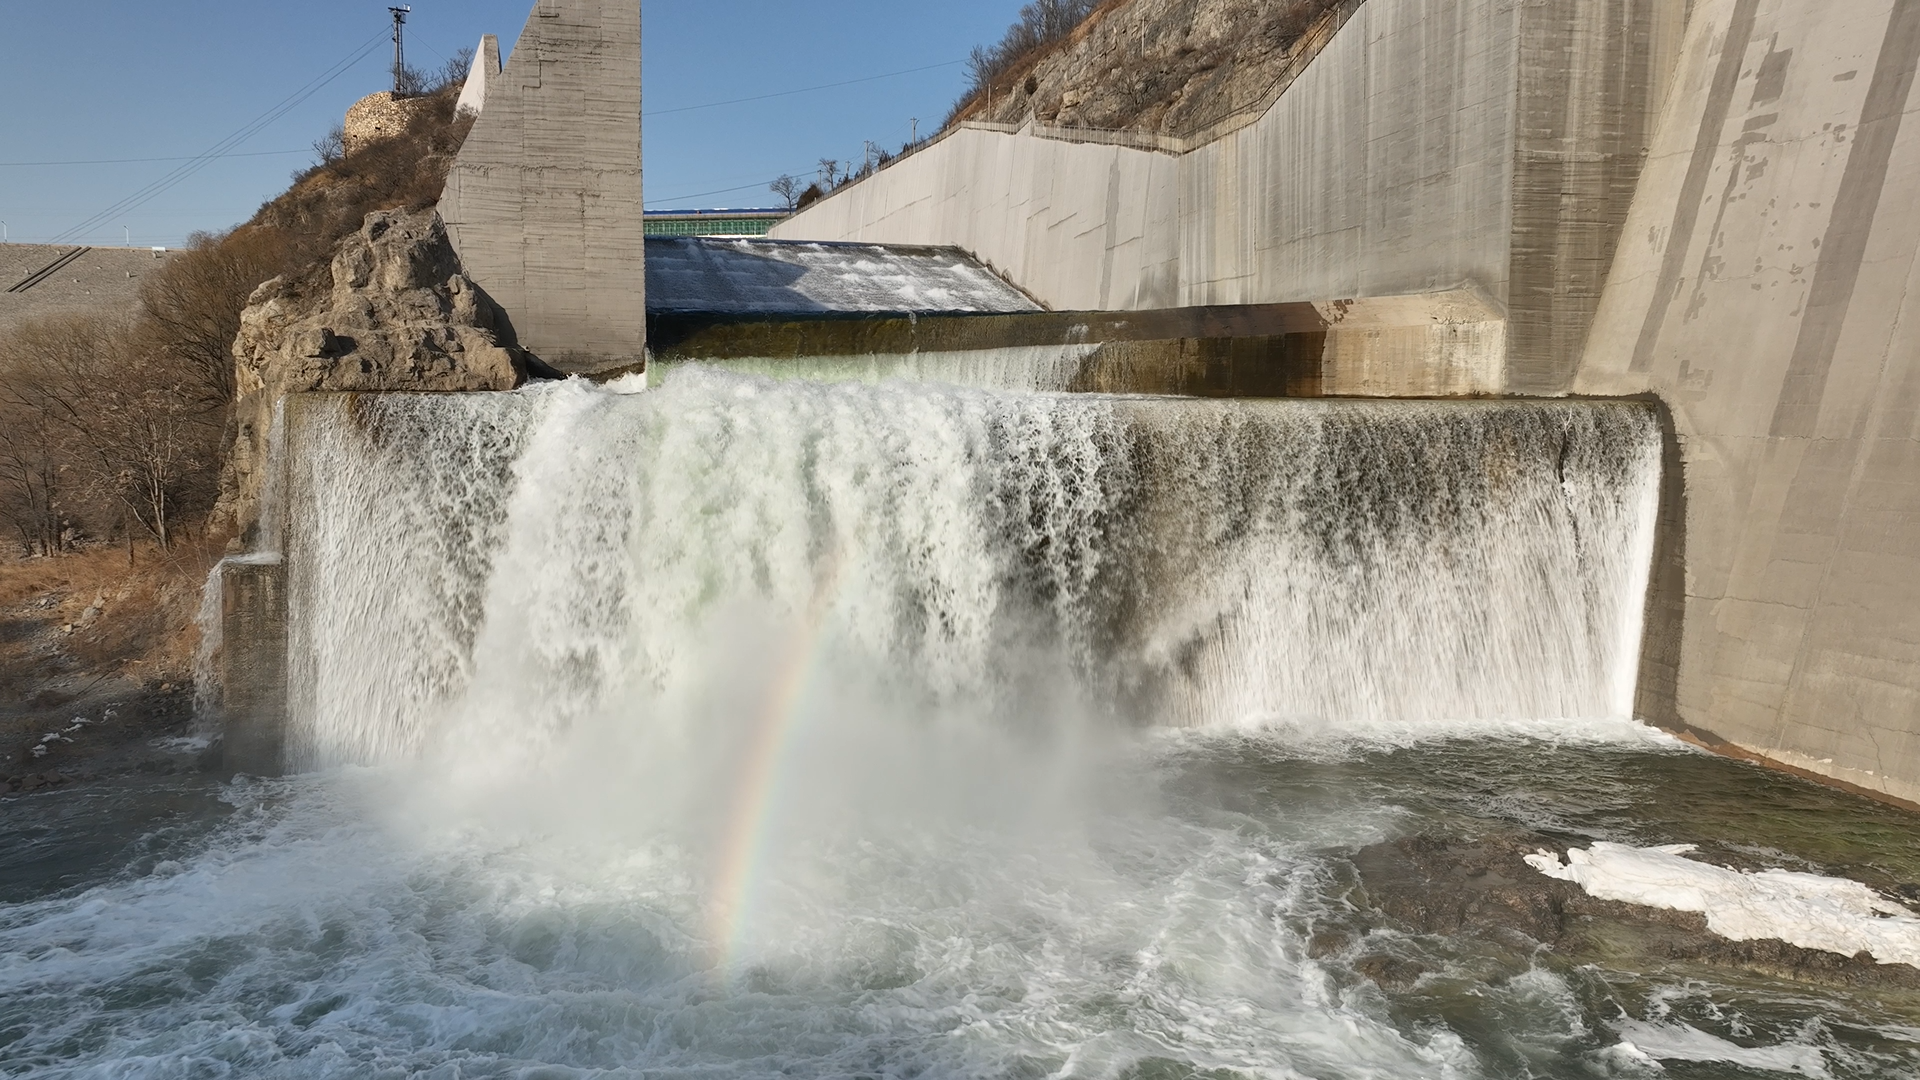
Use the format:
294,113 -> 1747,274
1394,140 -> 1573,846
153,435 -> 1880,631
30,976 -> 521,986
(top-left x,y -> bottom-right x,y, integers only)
256,377 -> 1658,770
772,0 -> 1920,806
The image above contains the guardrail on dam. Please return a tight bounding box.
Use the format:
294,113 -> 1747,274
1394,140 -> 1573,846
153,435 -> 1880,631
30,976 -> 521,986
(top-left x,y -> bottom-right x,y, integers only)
772,0 -> 1920,806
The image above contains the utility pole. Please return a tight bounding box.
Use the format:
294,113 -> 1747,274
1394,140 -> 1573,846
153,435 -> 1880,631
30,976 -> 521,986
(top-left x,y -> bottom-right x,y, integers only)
911,118 -> 918,145
390,7 -> 412,96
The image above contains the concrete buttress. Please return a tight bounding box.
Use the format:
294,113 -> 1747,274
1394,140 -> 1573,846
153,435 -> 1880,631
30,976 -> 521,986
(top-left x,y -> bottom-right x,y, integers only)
439,0 -> 645,375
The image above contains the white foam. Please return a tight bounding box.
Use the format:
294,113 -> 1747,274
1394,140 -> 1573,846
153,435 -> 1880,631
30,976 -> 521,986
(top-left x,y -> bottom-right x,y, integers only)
276,372 -> 1666,767
1526,842 -> 1920,966
1613,1019 -> 1830,1076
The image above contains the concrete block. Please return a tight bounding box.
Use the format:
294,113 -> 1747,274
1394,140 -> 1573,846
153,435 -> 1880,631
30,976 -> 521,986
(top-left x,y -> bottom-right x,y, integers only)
218,558 -> 288,777
440,0 -> 645,375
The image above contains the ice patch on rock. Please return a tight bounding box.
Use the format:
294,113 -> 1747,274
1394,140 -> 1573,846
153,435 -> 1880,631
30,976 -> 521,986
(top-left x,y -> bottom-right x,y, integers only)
1613,1019 -> 1829,1076
1526,841 -> 1920,966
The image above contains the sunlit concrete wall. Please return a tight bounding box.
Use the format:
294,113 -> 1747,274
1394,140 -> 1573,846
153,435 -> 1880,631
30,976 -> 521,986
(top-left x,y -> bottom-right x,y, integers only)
775,0 -> 1683,393
439,0 -> 645,375
1577,0 -> 1920,805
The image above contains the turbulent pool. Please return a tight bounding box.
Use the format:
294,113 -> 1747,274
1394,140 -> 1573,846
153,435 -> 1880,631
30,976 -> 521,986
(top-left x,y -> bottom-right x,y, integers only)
4,372 -> 1917,1078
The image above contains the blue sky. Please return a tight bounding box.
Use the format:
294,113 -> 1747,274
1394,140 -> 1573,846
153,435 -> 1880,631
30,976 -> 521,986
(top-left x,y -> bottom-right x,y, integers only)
0,1 -> 1021,247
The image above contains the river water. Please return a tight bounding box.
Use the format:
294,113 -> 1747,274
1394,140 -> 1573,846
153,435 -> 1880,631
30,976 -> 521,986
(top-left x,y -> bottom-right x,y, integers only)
4,372 -> 1918,1078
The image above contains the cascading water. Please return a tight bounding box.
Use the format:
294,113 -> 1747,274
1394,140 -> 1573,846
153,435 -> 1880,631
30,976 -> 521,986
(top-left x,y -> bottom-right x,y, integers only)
16,368 -> 1918,1079
282,369 -> 1662,769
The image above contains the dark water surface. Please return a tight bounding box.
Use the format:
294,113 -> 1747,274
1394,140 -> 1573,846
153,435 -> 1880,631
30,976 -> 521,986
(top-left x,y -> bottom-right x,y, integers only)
4,728 -> 1917,1079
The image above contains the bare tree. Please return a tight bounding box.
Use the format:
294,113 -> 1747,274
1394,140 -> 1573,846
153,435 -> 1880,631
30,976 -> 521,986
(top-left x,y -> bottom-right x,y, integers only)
312,123 -> 347,168
0,315 -> 222,552
138,226 -> 292,409
817,159 -> 842,188
770,174 -> 802,210
0,389 -> 70,556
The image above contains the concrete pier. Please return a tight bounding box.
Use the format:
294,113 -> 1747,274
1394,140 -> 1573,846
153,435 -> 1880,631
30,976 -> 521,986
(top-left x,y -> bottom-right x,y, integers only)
217,559 -> 288,777
439,0 -> 646,375
1577,0 -> 1920,806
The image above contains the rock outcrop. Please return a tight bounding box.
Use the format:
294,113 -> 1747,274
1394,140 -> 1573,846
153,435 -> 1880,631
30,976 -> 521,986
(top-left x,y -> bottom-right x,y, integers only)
1345,832 -> 1920,991
969,0 -> 1348,139
214,208 -> 527,544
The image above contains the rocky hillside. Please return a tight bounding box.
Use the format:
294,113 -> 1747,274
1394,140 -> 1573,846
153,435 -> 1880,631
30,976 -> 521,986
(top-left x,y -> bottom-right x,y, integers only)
960,0 -> 1350,139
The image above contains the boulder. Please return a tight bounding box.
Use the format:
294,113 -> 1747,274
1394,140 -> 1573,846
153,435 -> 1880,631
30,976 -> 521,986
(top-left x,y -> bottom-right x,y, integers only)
213,208 -> 527,544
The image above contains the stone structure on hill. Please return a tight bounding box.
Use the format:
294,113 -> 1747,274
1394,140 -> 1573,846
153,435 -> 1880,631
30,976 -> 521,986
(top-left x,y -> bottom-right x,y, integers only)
342,91 -> 436,153
214,209 -> 527,544
439,0 -> 647,375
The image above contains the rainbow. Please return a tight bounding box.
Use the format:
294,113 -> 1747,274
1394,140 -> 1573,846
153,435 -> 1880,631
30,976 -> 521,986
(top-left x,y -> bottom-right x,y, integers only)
707,554 -> 845,971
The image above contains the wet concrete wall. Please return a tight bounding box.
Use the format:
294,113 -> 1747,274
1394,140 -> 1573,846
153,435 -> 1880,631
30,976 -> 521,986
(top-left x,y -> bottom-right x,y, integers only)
1577,0 -> 1920,806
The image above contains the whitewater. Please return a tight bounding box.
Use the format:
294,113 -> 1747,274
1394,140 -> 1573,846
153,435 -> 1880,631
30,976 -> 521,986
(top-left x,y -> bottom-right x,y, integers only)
4,371 -> 1919,1079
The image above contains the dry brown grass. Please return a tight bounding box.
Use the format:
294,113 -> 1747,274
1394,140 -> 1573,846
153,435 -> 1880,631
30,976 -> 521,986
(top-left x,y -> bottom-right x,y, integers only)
0,539 -> 221,696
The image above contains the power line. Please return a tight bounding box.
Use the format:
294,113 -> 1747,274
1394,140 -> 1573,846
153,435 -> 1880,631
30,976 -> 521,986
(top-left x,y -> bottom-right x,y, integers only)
45,30 -> 390,247
649,60 -> 964,116
0,150 -> 311,168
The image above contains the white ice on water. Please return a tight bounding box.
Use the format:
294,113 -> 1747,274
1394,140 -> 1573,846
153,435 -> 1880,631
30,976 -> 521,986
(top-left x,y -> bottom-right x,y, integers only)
1526,842 -> 1920,966
1612,1019 -> 1832,1077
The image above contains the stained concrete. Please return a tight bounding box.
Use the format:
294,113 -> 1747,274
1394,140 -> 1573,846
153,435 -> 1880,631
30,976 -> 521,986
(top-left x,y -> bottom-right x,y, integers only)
217,559 -> 288,778
1578,0 -> 1920,806
439,0 -> 645,375
774,0 -> 1686,392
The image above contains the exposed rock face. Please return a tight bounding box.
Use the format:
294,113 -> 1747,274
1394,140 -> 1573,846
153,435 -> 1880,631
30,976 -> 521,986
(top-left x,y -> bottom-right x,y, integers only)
214,209 -> 526,544
970,0 -> 1348,138
1347,832 -> 1920,991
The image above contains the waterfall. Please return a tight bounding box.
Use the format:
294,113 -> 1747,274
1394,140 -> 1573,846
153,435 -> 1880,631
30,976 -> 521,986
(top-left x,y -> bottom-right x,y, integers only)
277,368 -> 1662,769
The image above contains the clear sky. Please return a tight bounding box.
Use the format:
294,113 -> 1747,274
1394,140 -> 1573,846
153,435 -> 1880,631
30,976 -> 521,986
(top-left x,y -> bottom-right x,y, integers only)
0,1 -> 1021,248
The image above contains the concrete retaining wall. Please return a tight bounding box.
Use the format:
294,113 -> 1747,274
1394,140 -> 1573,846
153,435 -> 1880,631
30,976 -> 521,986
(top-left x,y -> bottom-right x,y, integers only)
439,0 -> 646,375
1577,0 -> 1920,806
774,0 -> 1684,392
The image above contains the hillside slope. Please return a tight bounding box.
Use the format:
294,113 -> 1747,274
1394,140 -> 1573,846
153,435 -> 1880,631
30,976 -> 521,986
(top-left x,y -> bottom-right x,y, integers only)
962,0 -> 1347,138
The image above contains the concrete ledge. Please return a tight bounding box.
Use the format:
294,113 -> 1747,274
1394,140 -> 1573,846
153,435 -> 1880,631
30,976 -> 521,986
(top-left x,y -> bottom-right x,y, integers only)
650,290 -> 1511,398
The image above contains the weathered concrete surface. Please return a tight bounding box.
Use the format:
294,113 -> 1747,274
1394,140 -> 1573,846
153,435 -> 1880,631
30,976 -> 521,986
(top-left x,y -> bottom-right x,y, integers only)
439,0 -> 645,375
1577,0 -> 1920,806
774,0 -> 1685,392
650,289 -> 1505,398
217,558 -> 288,777
645,237 -> 1040,316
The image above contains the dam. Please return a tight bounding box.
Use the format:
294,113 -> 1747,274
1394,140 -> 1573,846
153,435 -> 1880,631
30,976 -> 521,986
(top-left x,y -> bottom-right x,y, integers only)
273,378 -> 1662,768
14,0 -> 1914,1075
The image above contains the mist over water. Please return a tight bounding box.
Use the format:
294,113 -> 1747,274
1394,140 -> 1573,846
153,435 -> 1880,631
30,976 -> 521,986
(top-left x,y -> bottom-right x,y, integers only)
9,372 -> 1917,1077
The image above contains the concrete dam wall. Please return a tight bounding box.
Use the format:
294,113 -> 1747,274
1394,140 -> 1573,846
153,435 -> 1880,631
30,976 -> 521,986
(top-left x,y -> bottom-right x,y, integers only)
773,0 -> 1689,395
1579,0 -> 1920,805
773,0 -> 1920,805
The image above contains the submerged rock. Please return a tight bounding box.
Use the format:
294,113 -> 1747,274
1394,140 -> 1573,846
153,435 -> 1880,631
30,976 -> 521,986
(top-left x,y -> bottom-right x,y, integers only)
1349,832 -> 1920,991
214,209 -> 528,544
